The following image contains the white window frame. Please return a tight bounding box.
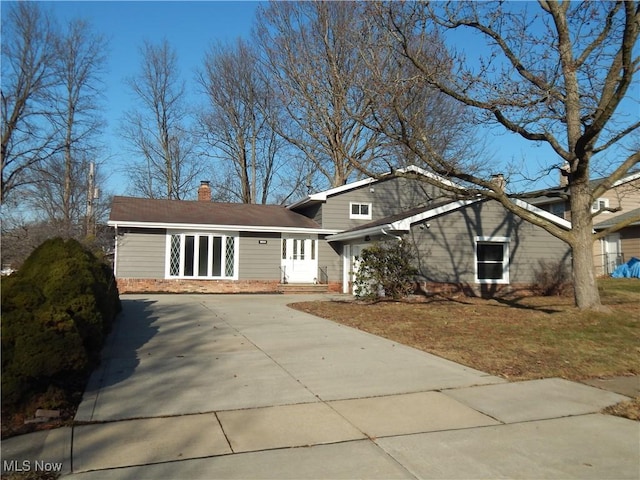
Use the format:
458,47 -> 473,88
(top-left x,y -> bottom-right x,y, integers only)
591,197 -> 609,213
165,231 -> 239,280
349,202 -> 372,220
474,236 -> 510,284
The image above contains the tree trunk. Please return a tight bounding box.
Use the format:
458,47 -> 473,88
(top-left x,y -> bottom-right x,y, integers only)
570,179 -> 605,311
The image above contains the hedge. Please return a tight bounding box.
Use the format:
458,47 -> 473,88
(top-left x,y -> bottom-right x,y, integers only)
1,238 -> 121,411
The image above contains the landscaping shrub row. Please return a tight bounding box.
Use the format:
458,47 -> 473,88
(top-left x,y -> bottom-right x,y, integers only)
1,238 -> 121,414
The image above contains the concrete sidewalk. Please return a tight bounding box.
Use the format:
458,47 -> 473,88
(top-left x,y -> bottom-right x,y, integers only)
2,294 -> 638,479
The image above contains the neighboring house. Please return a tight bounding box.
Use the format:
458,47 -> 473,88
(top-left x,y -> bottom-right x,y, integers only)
109,167 -> 572,295
532,171 -> 640,276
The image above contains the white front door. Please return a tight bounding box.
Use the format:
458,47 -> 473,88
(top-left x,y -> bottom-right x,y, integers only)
281,236 -> 317,283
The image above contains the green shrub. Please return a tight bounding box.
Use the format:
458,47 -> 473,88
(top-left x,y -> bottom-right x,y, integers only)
1,238 -> 120,412
354,241 -> 418,300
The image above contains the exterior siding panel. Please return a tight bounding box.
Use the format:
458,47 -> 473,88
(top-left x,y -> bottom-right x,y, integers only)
320,176 -> 446,230
408,201 -> 571,285
116,229 -> 166,278
317,234 -> 342,283
239,232 -> 281,280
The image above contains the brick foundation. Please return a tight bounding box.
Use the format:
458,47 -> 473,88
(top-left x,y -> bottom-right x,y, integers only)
116,278 -> 344,295
117,278 -> 281,294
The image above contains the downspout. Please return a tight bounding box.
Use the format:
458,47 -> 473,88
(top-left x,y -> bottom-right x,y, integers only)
113,225 -> 118,277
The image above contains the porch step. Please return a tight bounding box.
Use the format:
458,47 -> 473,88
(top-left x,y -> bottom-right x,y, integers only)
278,283 -> 329,294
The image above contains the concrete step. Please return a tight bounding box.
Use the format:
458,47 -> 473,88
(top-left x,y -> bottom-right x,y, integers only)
278,283 -> 329,294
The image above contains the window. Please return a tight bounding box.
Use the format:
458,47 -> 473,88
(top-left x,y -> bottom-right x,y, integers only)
167,233 -> 237,279
350,202 -> 372,220
475,236 -> 510,284
591,198 -> 609,213
549,202 -> 565,218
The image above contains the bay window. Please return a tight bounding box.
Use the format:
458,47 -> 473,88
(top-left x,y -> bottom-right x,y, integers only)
167,232 -> 237,279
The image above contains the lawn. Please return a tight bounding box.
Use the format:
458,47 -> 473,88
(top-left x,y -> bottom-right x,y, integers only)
290,278 -> 639,417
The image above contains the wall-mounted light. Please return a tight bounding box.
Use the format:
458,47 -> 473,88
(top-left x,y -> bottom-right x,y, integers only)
258,240 -> 268,244
364,235 -> 371,241
369,187 -> 375,193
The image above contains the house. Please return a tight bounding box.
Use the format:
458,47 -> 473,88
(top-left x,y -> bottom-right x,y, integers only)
108,167 -> 572,295
532,171 -> 640,276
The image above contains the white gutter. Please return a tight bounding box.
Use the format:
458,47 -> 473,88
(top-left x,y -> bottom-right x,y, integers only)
326,224 -> 400,242
108,220 -> 340,235
381,227 -> 403,242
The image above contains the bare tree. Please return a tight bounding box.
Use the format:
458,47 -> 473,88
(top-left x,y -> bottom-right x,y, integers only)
122,39 -> 202,200
360,1 -> 639,310
256,1 -> 392,188
198,39 -> 293,204
1,2 -> 60,204
29,17 -> 108,235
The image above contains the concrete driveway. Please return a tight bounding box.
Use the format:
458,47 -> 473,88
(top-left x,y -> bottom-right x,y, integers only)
3,294 -> 638,479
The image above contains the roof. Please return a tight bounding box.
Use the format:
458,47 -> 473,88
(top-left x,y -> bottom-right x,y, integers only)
525,170 -> 640,203
108,196 -> 328,232
288,165 -> 463,210
594,207 -> 640,230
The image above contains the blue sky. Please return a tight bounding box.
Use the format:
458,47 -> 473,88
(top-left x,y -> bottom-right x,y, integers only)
8,1 -> 638,199
39,1 -> 261,197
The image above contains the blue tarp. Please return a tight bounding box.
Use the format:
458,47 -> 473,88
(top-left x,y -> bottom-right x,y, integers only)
611,257 -> 640,278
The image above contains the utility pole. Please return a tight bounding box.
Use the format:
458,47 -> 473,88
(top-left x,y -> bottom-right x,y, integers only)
85,162 -> 98,237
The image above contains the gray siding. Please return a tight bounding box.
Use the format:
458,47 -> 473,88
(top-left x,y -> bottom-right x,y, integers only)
317,234 -> 342,283
116,228 -> 166,278
320,176 -> 447,230
239,232 -> 281,280
408,201 -> 571,284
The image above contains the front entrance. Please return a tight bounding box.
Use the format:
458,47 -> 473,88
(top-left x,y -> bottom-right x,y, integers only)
281,236 -> 317,283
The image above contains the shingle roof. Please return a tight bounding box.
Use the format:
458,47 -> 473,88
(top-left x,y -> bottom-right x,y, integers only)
594,207 -> 640,229
109,196 -> 321,229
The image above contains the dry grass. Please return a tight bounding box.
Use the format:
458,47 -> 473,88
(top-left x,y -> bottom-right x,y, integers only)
290,278 -> 639,421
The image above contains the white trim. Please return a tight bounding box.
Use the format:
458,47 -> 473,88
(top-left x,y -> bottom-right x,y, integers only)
392,199 -> 482,230
474,236 -> 510,284
612,171 -> 640,187
342,245 -> 351,293
109,220 -> 339,235
327,224 -> 395,243
511,198 -> 572,229
349,201 -> 372,220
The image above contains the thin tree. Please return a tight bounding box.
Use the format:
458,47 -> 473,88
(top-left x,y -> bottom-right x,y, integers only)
1,2 -> 60,204
198,39 -> 290,204
122,39 -> 202,200
31,18 -> 107,235
360,1 -> 639,310
256,1 -> 390,188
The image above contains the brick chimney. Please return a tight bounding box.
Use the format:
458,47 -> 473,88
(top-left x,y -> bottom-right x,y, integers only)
490,173 -> 506,191
198,180 -> 211,202
559,163 -> 570,187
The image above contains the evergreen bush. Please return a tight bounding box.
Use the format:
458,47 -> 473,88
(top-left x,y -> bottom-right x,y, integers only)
1,238 -> 120,412
353,241 -> 418,300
